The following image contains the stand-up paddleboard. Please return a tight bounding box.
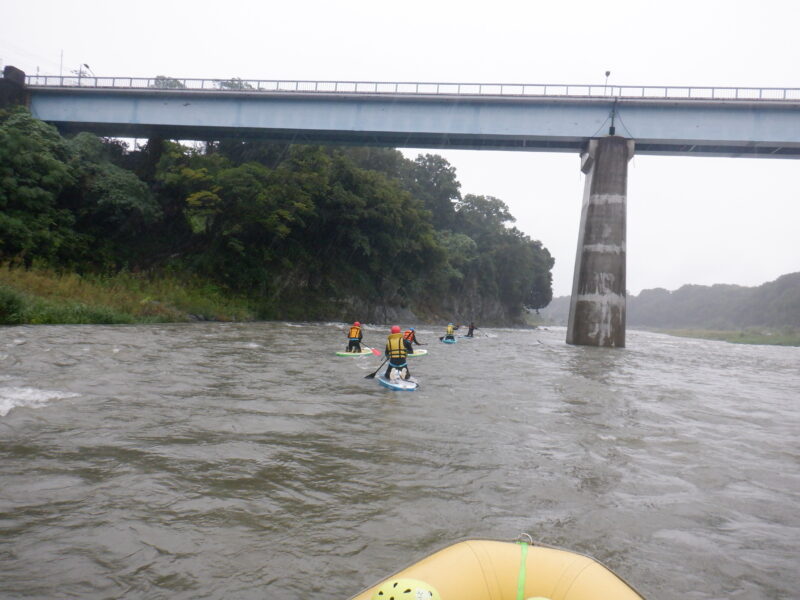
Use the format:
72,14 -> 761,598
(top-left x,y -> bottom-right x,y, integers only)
441,337 -> 456,344
377,374 -> 418,391
335,348 -> 374,357
407,349 -> 428,357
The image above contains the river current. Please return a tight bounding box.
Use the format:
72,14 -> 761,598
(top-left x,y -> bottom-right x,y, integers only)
1,322 -> 798,599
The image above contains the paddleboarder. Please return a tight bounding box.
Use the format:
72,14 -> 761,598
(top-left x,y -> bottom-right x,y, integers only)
346,321 -> 364,353
403,327 -> 424,348
442,323 -> 456,342
465,322 -> 478,337
385,325 -> 413,380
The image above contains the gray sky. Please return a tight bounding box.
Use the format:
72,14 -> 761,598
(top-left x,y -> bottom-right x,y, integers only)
3,0 -> 799,296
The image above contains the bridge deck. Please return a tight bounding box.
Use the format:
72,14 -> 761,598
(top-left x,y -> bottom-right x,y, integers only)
24,79 -> 800,158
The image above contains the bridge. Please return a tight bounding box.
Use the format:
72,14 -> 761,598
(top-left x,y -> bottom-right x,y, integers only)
4,67 -> 800,347
16,73 -> 800,158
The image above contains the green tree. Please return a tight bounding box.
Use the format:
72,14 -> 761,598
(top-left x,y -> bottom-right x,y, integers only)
0,108 -> 80,265
216,139 -> 291,169
402,154 -> 461,229
150,76 -> 185,89
64,133 -> 162,267
217,78 -> 255,91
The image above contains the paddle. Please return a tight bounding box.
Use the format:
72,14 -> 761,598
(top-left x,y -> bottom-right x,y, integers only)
370,347 -> 382,356
365,358 -> 388,379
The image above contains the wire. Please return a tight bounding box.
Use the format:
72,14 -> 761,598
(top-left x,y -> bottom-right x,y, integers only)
589,114 -> 612,139
614,110 -> 635,140
613,109 -> 638,167
0,41 -> 62,72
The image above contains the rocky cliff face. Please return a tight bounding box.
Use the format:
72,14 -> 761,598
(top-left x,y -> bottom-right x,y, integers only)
332,292 -> 524,326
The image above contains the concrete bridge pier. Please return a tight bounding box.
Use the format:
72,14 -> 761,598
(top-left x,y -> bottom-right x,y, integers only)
0,66 -> 27,108
567,135 -> 635,347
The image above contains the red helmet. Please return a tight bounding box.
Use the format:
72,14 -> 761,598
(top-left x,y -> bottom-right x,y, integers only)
391,325 -> 401,333
354,321 -> 360,327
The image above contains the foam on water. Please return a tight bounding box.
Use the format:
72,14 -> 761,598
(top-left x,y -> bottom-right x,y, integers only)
0,386 -> 79,416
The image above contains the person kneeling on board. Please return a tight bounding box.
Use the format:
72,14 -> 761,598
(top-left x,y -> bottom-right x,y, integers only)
346,321 -> 363,353
385,325 -> 413,380
403,327 -> 424,351
442,322 -> 456,341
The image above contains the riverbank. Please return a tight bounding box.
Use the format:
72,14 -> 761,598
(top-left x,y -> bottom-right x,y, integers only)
0,266 -> 257,325
655,328 -> 800,347
0,265 -> 532,327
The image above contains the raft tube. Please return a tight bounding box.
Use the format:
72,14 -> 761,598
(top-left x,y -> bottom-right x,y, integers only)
349,538 -> 644,600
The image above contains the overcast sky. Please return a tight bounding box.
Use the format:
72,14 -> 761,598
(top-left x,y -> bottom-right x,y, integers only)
3,0 -> 798,296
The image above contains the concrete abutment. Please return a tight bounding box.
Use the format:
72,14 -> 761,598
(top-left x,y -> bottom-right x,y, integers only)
567,136 -> 634,347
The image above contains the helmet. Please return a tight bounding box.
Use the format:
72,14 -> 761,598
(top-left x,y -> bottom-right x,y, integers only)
410,328 -> 415,332
371,578 -> 440,600
448,323 -> 453,326
391,325 -> 401,333
354,321 -> 360,327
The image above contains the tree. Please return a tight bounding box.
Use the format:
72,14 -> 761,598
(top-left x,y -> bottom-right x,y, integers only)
0,108 -> 80,265
64,133 -> 162,267
150,76 -> 185,89
217,78 -> 255,91
402,154 -> 461,229
216,139 -> 290,169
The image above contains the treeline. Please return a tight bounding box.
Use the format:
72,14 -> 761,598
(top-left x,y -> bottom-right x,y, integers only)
540,273 -> 800,330
0,107 -> 553,323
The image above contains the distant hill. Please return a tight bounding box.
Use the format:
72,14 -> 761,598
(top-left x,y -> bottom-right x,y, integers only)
538,273 -> 800,330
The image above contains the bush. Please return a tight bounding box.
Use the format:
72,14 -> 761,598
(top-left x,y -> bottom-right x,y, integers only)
0,284 -> 25,324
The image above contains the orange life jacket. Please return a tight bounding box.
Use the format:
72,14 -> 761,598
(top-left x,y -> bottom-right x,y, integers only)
386,333 -> 407,360
348,326 -> 361,339
403,330 -> 414,341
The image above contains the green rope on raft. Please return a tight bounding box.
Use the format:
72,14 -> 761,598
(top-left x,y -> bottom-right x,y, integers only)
516,541 -> 529,600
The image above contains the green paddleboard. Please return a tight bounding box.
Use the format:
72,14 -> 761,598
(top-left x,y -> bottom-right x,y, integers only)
335,348 -> 374,357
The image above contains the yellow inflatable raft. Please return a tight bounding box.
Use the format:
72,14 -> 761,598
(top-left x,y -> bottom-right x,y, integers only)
349,538 -> 644,600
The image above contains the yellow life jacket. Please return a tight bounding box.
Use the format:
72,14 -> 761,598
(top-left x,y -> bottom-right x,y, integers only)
348,326 -> 361,339
446,324 -> 454,335
386,333 -> 407,360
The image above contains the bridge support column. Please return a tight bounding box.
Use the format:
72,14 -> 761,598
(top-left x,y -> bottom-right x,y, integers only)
567,135 -> 634,347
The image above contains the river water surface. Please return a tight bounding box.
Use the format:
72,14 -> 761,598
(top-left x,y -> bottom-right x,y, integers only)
1,322 -> 798,599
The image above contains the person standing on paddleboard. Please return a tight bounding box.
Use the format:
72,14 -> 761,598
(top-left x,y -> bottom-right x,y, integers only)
385,325 -> 413,380
346,321 -> 364,353
465,322 -> 477,337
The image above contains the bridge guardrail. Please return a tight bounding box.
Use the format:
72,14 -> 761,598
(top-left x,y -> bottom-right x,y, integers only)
23,75 -> 800,101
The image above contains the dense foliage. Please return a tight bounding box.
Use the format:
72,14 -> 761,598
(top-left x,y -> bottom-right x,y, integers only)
626,274 -> 800,329
0,108 -> 554,322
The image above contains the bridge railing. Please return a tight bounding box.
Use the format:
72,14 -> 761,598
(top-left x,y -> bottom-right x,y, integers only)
23,75 -> 800,101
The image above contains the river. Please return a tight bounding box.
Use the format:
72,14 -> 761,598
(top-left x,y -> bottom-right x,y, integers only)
1,322 -> 798,599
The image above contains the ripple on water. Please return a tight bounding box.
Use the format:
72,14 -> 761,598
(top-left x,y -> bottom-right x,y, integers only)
0,386 -> 79,417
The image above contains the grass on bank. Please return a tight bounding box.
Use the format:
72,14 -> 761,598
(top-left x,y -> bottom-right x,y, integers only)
0,265 -> 257,325
524,310 -> 799,347
658,328 -> 800,347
